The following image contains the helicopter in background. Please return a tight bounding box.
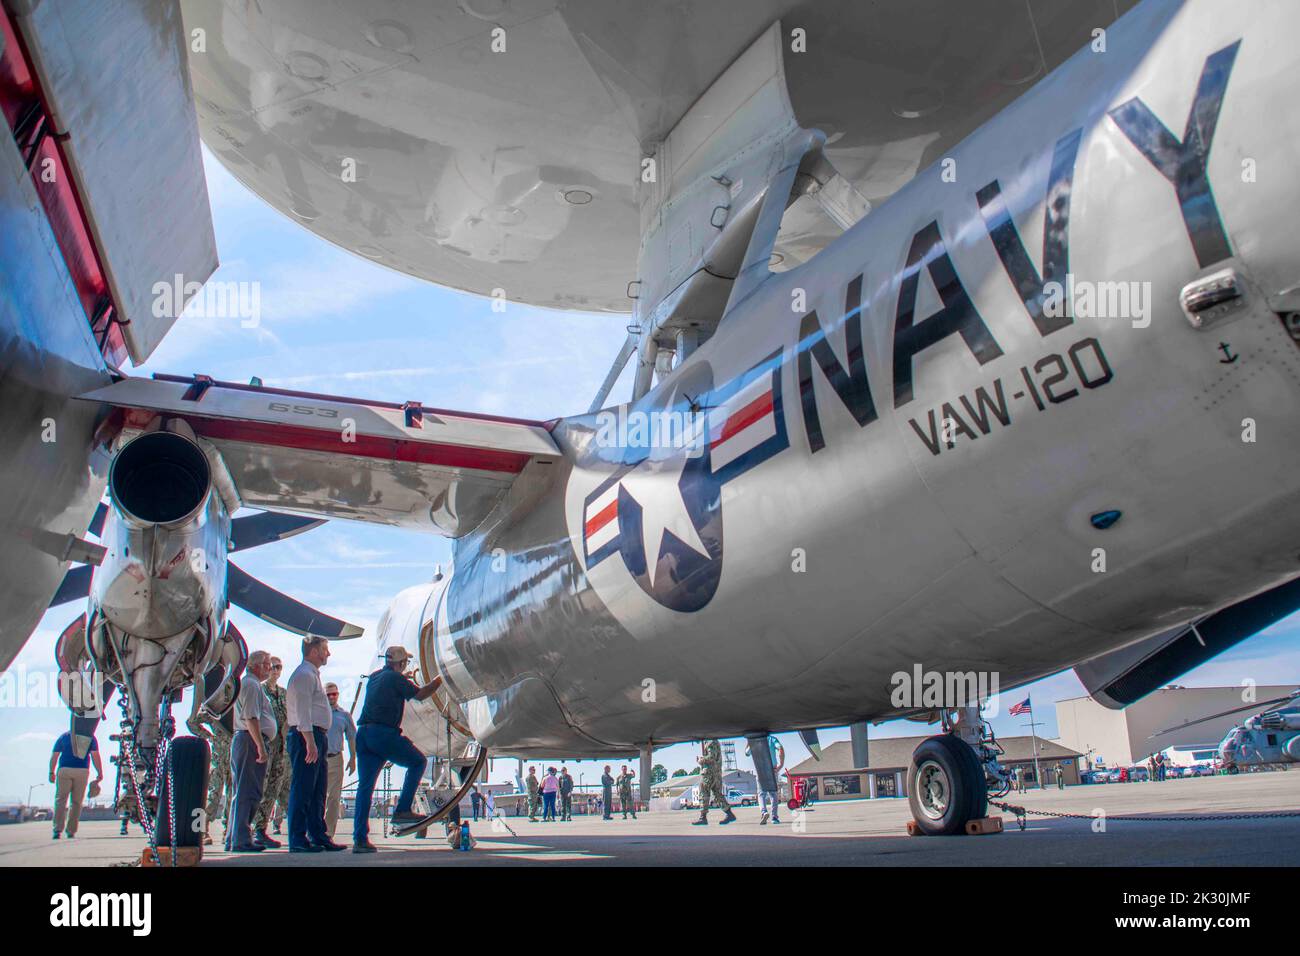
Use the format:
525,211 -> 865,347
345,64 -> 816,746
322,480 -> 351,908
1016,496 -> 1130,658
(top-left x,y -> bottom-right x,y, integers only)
1153,690 -> 1300,772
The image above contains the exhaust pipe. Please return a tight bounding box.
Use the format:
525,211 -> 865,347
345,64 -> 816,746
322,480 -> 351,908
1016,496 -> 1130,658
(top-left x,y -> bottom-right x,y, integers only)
97,430 -> 225,638
109,430 -> 212,527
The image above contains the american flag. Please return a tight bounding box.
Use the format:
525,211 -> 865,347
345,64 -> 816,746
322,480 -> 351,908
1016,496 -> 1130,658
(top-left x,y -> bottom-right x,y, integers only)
1009,696 -> 1032,716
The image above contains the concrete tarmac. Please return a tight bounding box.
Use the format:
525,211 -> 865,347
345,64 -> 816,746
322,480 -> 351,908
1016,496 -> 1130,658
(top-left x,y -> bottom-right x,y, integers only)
3,773 -> 1297,866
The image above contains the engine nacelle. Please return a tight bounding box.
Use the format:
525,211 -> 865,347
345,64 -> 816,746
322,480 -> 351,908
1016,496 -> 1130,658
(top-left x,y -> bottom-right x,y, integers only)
95,430 -> 227,639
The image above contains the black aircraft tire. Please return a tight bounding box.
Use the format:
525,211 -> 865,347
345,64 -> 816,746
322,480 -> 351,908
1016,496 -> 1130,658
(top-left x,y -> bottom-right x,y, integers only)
958,736 -> 989,821
907,735 -> 985,836
155,736 -> 210,848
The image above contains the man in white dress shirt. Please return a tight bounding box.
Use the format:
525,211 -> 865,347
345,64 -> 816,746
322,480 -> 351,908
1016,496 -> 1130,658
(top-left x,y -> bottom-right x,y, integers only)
285,637 -> 344,852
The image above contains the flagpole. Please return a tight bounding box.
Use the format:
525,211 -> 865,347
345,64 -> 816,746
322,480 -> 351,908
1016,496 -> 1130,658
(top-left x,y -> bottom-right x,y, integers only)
1020,699 -> 1043,788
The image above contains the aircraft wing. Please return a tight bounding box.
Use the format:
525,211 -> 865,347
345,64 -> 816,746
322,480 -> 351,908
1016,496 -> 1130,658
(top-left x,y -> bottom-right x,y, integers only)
78,374 -> 559,537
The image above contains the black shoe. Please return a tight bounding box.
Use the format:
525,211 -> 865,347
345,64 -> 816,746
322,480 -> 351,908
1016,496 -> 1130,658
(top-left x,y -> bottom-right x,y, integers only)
51,831 -> 59,840
719,811 -> 736,825
352,841 -> 377,854
288,843 -> 323,853
65,832 -> 75,839
314,840 -> 346,852
253,830 -> 281,849
692,818 -> 708,826
390,811 -> 423,824
229,844 -> 265,853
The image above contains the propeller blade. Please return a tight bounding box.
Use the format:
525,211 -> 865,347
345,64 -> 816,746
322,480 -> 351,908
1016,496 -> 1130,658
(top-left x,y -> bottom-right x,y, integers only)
1150,694 -> 1297,738
48,565 -> 94,608
227,562 -> 363,640
88,501 -> 108,538
230,511 -> 325,552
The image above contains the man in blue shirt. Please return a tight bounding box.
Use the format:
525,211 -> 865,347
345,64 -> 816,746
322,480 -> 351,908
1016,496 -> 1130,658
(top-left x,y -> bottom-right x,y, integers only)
48,731 -> 103,839
323,682 -> 357,839
351,646 -> 439,853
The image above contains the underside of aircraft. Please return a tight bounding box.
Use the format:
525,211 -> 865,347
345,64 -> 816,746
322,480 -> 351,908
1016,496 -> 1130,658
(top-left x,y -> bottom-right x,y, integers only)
4,0 -> 1300,841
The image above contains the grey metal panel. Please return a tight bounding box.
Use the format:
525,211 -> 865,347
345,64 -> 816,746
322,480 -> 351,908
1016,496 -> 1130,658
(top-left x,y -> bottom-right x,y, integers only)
14,0 -> 217,363
0,122 -> 112,669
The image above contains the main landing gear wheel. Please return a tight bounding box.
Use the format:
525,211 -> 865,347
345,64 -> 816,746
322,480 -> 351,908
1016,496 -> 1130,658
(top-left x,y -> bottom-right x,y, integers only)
907,734 -> 987,836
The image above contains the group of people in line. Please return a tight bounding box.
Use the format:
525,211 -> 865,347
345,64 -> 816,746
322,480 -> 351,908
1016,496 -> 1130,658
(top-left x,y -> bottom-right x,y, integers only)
46,635 -> 770,850
518,763 -> 640,821
190,638 -> 438,853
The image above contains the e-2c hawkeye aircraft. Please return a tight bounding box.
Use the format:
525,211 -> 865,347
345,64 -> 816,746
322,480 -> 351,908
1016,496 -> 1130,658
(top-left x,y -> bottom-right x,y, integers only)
8,0 -> 1300,838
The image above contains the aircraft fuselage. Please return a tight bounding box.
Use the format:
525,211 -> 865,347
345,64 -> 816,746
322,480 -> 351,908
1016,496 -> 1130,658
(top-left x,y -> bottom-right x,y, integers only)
406,1 -> 1300,755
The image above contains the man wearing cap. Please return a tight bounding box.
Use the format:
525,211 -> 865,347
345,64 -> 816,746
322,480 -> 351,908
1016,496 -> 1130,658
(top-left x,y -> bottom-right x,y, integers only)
285,636 -> 343,852
351,645 -> 440,853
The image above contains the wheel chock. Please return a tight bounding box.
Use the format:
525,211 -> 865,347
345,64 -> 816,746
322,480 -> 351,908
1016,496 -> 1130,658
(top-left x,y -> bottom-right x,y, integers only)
141,845 -> 203,867
965,815 -> 1003,835
906,816 -> 1004,836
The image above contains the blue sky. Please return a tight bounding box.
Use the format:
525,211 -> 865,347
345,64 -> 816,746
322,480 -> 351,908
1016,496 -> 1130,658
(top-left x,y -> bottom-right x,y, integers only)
2,150 -> 1299,803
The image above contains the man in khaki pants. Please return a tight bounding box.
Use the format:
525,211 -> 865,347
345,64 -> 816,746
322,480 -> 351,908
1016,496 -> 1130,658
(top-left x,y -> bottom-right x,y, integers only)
323,683 -> 356,838
49,731 -> 103,839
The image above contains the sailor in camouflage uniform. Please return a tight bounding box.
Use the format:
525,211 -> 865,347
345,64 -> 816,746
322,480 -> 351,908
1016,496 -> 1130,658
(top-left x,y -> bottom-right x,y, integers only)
617,765 -> 637,819
252,658 -> 289,846
692,738 -> 736,825
525,765 -> 540,821
189,710 -> 233,845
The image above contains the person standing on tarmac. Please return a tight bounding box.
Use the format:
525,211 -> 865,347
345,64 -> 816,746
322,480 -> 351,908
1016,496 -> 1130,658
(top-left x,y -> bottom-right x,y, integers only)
559,767 -> 574,821
526,766 -> 541,821
252,657 -> 288,848
541,767 -> 560,821
189,707 -> 233,847
601,766 -> 615,820
618,765 -> 637,819
693,739 -> 736,826
350,646 -> 440,853
227,650 -> 277,853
